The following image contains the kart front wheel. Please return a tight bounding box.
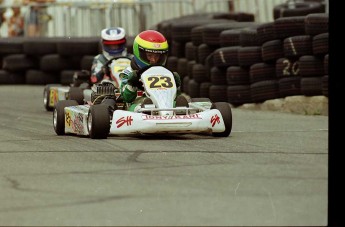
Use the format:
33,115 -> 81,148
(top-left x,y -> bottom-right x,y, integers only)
87,105 -> 110,139
53,100 -> 78,135
211,102 -> 232,137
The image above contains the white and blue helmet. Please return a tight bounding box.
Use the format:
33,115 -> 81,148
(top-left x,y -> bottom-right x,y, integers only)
101,27 -> 126,56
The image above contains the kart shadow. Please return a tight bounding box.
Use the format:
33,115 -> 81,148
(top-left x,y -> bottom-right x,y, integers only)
110,133 -> 218,140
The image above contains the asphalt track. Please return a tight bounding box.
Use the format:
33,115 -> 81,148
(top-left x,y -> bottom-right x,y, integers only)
0,85 -> 328,226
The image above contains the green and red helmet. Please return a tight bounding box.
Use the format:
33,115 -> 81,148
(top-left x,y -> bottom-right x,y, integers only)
133,30 -> 169,68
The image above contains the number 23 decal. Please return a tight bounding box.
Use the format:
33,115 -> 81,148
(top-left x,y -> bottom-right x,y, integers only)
146,76 -> 175,89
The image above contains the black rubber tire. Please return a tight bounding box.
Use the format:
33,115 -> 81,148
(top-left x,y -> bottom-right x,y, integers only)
26,69 -> 60,85
43,84 -> 63,111
2,54 -> 38,72
68,87 -> 84,105
0,70 -> 26,84
0,37 -> 24,55
175,95 -> 189,107
23,37 -> 59,56
88,104 -> 110,139
187,79 -> 200,98
53,100 -> 78,135
210,67 -> 227,85
192,64 -> 208,83
209,85 -> 228,102
227,85 -> 252,106
56,37 -> 99,56
166,56 -> 178,72
60,70 -> 75,85
211,102 -> 232,137
191,98 -> 211,102
273,2 -> 325,20
80,55 -> 95,70
250,80 -> 280,103
177,58 -> 189,77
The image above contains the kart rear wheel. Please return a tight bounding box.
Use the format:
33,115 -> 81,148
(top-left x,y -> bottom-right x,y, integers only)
69,87 -> 84,105
53,100 -> 78,135
175,95 -> 189,107
87,105 -> 110,139
211,102 -> 232,137
43,84 -> 62,111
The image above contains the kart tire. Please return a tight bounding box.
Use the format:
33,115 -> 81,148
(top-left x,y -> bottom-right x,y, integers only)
211,102 -> 232,137
53,100 -> 78,135
88,104 -> 110,139
68,87 -> 84,105
43,84 -> 63,111
79,82 -> 90,90
191,98 -> 211,102
175,95 -> 189,107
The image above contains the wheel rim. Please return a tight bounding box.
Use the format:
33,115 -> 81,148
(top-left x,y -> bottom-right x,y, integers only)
87,113 -> 92,134
53,109 -> 57,130
43,89 -> 48,106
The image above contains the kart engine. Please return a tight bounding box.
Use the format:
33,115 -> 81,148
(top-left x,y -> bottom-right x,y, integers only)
91,82 -> 117,105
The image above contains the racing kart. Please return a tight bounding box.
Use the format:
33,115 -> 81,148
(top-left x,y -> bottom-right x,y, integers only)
43,56 -> 131,111
53,65 -> 232,138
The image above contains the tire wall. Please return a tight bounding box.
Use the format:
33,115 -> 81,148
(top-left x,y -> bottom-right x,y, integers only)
158,10 -> 328,106
1,9 -> 328,107
0,36 -> 135,85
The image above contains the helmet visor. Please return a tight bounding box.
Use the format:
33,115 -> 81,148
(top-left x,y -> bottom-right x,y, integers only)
103,39 -> 126,55
138,46 -> 168,66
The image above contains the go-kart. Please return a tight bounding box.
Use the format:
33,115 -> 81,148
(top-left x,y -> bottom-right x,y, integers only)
43,56 -> 131,111
53,65 -> 232,138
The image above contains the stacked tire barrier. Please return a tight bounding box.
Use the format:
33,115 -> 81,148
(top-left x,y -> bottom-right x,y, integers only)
0,36 -> 135,85
0,8 -> 328,111
159,11 -> 328,107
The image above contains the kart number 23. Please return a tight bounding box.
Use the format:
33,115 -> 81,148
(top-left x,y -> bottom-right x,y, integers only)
145,76 -> 175,89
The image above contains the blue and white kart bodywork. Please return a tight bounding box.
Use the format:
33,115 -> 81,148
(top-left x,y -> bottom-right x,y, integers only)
53,66 -> 232,138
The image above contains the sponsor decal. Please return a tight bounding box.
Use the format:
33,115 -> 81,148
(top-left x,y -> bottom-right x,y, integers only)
65,111 -> 72,126
116,116 -> 133,128
153,43 -> 161,48
71,113 -> 84,134
142,114 -> 201,120
210,114 -> 221,127
49,89 -> 58,106
65,111 -> 84,134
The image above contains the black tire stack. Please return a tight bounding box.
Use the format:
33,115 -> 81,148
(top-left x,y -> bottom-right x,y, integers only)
0,35 -> 136,85
1,5 -> 327,107
158,8 -> 327,106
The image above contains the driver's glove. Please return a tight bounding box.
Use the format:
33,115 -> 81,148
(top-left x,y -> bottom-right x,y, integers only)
173,72 -> 181,88
102,65 -> 111,77
127,71 -> 141,87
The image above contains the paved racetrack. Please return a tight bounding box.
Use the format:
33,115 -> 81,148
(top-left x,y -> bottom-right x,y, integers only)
0,85 -> 328,226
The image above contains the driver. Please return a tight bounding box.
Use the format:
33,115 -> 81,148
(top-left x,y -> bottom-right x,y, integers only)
90,27 -> 133,84
120,30 -> 181,104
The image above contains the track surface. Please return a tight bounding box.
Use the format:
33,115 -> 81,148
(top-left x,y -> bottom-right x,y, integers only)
0,85 -> 328,226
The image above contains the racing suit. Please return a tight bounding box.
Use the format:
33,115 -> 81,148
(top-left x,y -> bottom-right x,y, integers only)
90,50 -> 133,84
120,58 -> 182,103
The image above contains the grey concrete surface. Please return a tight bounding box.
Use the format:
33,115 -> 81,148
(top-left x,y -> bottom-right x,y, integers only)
0,85 -> 328,226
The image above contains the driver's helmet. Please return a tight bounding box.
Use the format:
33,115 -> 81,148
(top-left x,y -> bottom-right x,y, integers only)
101,27 -> 126,57
133,30 -> 168,69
